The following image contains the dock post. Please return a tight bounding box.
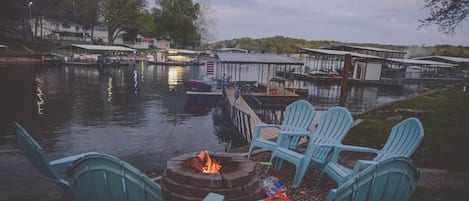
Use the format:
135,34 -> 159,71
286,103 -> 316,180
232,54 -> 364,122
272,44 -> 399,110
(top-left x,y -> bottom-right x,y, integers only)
339,54 -> 351,106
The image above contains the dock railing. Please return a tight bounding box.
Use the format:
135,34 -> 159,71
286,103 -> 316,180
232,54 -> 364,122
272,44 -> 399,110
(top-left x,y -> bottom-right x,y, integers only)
222,88 -> 253,143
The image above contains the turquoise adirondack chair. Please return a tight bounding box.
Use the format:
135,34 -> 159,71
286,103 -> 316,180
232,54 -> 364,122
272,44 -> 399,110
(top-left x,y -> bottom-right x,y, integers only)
69,153 -> 226,201
67,153 -> 163,201
267,107 -> 353,188
246,100 -> 316,159
327,157 -> 419,201
14,122 -> 97,189
321,117 -> 424,186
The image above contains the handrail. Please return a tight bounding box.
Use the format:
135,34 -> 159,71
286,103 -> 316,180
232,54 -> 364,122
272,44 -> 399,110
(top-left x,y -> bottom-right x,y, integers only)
222,88 -> 253,143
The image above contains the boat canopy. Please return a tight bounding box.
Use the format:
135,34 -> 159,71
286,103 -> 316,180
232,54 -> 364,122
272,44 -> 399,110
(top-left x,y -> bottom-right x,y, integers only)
386,58 -> 456,68
299,48 -> 383,60
216,52 -> 304,65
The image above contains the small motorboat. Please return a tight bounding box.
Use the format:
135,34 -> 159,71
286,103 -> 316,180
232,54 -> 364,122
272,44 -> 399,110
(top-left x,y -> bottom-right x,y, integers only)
184,80 -> 212,92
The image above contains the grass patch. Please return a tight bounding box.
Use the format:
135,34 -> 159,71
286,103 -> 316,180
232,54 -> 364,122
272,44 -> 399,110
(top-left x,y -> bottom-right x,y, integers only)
0,36 -> 58,56
344,88 -> 469,172
411,187 -> 468,201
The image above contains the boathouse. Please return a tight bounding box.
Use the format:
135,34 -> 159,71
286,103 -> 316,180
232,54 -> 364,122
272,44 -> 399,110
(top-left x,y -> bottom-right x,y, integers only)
215,52 -> 304,96
299,48 -> 384,80
327,45 -> 406,58
53,44 -> 137,65
385,58 -> 456,79
413,56 -> 469,68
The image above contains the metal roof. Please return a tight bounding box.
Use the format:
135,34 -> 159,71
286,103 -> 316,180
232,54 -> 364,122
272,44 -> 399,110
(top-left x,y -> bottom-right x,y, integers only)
413,56 -> 469,63
216,53 -> 304,65
167,48 -> 201,54
387,58 -> 456,68
214,48 -> 248,53
67,44 -> 136,52
341,45 -> 406,54
300,48 -> 383,59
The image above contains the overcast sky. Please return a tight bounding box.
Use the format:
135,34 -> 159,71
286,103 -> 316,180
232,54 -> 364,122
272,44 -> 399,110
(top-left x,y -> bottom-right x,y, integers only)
149,0 -> 469,46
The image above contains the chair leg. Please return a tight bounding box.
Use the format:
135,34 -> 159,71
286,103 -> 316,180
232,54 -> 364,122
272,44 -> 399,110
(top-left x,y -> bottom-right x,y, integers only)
274,159 -> 284,171
316,170 -> 325,187
247,145 -> 254,160
292,163 -> 308,188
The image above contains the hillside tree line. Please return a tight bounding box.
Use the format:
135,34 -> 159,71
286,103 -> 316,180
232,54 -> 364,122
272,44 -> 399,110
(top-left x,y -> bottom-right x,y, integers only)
0,0 -> 210,48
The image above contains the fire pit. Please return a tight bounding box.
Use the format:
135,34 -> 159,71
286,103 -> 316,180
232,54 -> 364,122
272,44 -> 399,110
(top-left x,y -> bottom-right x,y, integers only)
162,151 -> 262,201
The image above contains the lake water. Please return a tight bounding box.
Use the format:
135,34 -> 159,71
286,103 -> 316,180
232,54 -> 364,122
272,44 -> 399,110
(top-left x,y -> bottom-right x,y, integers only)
0,63 -> 445,200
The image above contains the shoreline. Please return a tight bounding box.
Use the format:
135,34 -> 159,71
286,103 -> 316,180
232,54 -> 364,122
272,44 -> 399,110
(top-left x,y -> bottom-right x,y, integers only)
0,56 -> 42,64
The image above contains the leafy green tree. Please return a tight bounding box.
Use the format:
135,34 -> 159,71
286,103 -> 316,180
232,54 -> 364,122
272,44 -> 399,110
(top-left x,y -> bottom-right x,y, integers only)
100,0 -> 146,44
420,0 -> 469,34
155,0 -> 200,48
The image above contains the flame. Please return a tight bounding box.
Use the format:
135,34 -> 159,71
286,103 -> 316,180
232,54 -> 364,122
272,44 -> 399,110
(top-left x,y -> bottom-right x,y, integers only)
198,150 -> 222,174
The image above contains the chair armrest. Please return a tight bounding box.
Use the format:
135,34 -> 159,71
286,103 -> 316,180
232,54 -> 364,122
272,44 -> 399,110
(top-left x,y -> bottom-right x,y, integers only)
253,124 -> 281,139
277,131 -> 310,138
349,160 -> 377,177
329,145 -> 379,163
276,131 -> 310,148
50,152 -> 99,168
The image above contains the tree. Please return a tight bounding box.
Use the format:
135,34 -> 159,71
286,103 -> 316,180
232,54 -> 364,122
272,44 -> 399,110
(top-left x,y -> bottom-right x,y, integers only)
194,0 -> 216,44
100,0 -> 146,44
155,0 -> 200,48
420,0 -> 469,35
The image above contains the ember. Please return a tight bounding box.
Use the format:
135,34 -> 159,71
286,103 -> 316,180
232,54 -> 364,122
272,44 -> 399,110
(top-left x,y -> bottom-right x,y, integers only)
186,150 -> 222,174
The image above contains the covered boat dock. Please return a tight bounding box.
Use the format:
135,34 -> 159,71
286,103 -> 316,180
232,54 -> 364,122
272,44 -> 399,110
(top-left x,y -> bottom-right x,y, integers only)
215,52 -> 305,97
299,48 -> 384,80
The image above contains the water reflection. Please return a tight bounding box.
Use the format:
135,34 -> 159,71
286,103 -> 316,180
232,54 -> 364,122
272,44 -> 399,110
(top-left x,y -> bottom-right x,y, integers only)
168,66 -> 184,91
35,76 -> 44,115
134,69 -> 138,94
107,76 -> 113,103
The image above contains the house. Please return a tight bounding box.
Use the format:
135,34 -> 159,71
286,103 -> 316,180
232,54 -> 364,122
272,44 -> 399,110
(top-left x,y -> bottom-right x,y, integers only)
27,17 -> 163,49
156,38 -> 171,49
29,18 -> 88,42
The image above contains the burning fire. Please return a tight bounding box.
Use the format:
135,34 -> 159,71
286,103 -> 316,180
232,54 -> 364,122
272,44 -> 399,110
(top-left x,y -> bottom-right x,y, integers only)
198,150 -> 222,174
186,150 -> 222,174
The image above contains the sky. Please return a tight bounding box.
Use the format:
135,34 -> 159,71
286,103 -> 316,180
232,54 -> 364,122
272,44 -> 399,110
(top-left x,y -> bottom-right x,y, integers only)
148,0 -> 469,46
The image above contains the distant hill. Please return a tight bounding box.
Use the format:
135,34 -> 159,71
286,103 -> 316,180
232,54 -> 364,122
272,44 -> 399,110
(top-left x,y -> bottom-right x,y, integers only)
204,36 -> 469,58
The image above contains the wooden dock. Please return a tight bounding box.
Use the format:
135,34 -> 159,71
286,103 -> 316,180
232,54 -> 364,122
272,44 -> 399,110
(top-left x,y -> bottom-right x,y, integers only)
223,88 -> 309,145
185,88 -> 223,96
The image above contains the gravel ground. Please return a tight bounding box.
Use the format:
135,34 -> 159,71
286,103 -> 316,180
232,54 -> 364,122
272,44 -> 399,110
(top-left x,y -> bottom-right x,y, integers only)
147,150 -> 340,201
146,148 -> 469,201
250,151 -> 336,201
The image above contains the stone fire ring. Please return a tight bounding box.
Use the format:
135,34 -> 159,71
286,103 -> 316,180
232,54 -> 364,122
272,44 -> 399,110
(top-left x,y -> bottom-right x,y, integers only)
162,152 -> 262,200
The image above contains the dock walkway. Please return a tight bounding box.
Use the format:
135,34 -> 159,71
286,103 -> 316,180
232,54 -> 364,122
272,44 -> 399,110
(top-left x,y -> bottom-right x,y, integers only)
223,88 -> 309,145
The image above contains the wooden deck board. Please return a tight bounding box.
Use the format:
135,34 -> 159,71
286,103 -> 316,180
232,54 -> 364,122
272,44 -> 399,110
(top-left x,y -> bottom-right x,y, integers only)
225,88 -> 308,145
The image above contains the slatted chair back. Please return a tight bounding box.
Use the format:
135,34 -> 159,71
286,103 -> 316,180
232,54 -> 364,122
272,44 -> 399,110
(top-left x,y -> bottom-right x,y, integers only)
306,107 -> 353,166
14,122 -> 67,185
327,157 -> 419,201
375,118 -> 424,161
279,100 -> 316,149
247,100 -> 316,159
268,106 -> 353,188
68,153 -> 163,201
